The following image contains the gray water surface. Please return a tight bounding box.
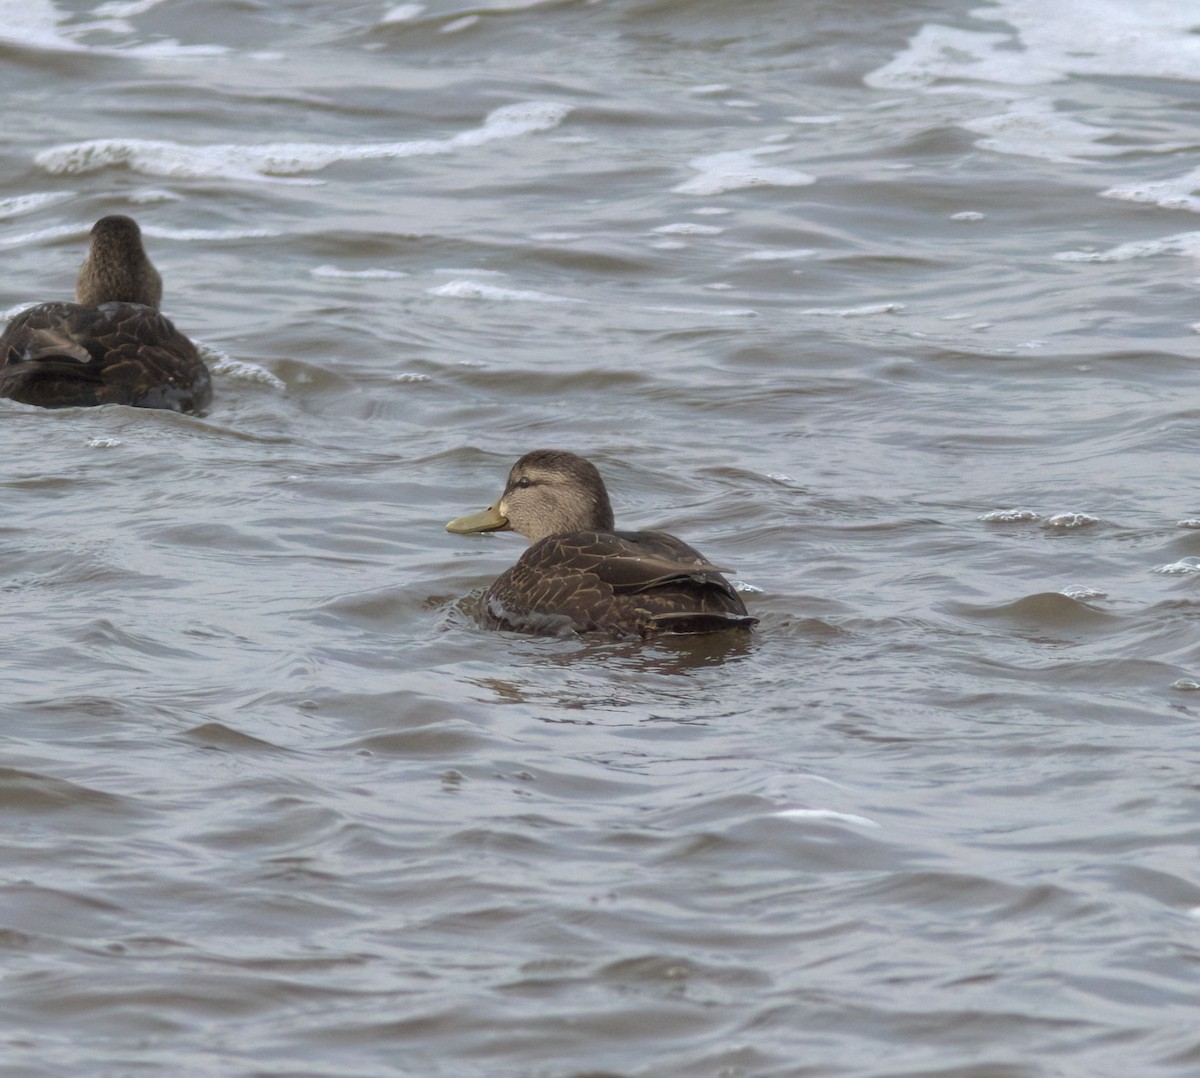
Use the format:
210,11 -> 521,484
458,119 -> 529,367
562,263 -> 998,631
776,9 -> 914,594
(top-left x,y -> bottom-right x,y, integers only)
3,1 -> 1200,1075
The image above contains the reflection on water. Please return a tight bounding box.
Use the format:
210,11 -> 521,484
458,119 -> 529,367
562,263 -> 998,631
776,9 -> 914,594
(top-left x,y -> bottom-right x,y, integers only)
3,0 -> 1200,1074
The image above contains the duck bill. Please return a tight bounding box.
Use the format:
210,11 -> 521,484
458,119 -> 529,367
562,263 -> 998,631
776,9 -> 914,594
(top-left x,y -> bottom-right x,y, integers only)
445,502 -> 511,534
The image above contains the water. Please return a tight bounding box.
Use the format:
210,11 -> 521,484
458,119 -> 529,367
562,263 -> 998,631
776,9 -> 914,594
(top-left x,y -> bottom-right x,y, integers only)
3,0 -> 1200,1074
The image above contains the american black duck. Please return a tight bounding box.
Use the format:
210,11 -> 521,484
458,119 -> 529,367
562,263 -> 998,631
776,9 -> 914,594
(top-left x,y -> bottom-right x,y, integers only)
0,215 -> 211,412
445,449 -> 757,638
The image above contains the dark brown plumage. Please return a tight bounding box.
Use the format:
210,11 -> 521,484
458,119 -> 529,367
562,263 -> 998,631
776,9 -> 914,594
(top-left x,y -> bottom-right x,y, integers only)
0,215 -> 211,413
446,449 -> 757,638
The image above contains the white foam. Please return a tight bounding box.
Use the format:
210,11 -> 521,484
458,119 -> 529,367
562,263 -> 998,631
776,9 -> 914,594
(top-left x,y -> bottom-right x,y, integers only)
311,265 -> 409,280
0,0 -> 224,55
980,508 -> 1040,523
869,4 -> 1200,89
202,347 -> 286,392
428,280 -> 576,303
962,98 -> 1120,163
1045,512 -> 1099,529
867,24 -> 1058,90
1100,168 -> 1200,214
86,437 -> 123,449
673,147 -> 815,196
1055,232 -> 1200,263
0,191 -> 74,220
0,223 -> 80,251
34,101 -> 572,184
1060,585 -> 1106,601
865,4 -> 1200,169
1153,557 -> 1200,576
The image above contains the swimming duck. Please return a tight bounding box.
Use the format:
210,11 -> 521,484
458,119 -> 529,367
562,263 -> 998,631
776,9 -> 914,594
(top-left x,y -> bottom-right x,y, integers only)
446,449 -> 757,638
0,215 -> 211,412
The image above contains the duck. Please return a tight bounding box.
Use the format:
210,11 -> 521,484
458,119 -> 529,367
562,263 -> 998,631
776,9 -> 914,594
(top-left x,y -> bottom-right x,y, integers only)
445,449 -> 757,638
0,215 -> 211,413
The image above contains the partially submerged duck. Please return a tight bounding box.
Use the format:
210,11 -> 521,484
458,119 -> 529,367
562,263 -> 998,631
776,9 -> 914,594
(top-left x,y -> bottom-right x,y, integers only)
446,449 -> 757,638
0,215 -> 211,412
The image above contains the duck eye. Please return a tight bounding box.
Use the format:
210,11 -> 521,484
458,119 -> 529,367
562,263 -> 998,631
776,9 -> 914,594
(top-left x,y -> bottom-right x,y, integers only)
515,477 -> 532,489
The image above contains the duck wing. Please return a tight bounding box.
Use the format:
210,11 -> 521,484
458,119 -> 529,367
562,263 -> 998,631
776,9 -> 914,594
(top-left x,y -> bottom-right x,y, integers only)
0,301 -> 211,413
585,529 -> 738,594
483,529 -> 756,637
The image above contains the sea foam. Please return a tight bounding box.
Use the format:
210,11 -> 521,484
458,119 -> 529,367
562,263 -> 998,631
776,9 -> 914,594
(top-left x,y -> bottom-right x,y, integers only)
34,102 -> 572,184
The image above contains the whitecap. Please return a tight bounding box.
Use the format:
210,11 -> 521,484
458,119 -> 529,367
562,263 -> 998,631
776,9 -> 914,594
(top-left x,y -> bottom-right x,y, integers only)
1056,233 -> 1200,263
34,101 -> 572,184
1100,168 -> 1200,214
865,7 -> 1200,167
1044,512 -> 1099,529
86,437 -> 123,449
0,191 -> 74,220
980,508 -> 1040,523
0,223 -> 80,251
868,7 -> 1200,90
202,346 -> 286,392
441,15 -> 478,32
428,280 -> 576,303
311,265 -> 409,280
866,25 -> 1057,90
1153,558 -> 1200,576
962,99 -> 1120,163
1060,585 -> 1106,601
0,0 -> 226,56
672,147 -> 815,196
